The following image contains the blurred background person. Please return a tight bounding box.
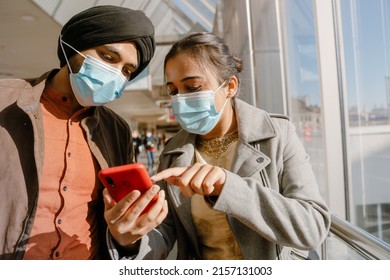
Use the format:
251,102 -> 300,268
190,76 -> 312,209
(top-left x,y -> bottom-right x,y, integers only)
143,131 -> 157,174
132,130 -> 142,162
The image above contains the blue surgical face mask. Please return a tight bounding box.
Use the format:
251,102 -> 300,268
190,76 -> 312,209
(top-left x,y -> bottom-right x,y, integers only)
170,81 -> 228,135
60,38 -> 128,107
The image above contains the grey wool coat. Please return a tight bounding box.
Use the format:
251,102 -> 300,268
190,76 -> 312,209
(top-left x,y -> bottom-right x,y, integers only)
108,98 -> 331,260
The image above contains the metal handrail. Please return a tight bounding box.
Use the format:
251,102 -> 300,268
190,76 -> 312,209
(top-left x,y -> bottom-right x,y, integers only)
323,214 -> 390,259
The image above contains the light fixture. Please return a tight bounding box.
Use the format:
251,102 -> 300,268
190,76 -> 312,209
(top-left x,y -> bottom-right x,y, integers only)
21,15 -> 36,21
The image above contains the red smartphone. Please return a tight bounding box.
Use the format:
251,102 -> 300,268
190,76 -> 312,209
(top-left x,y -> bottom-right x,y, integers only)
98,163 -> 158,214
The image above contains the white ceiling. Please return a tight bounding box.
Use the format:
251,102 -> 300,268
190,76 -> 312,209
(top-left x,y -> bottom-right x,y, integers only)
0,0 -> 218,129
0,0 -> 61,79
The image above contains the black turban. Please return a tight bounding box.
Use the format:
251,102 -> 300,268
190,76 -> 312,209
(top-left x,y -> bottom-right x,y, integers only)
57,5 -> 155,81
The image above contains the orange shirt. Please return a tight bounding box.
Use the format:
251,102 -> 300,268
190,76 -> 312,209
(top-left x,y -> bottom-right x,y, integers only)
24,85 -> 103,260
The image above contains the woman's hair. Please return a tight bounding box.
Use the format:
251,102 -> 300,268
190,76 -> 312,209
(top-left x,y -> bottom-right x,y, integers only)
164,32 -> 243,84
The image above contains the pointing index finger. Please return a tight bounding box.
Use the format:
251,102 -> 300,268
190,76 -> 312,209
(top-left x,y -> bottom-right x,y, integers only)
150,166 -> 189,182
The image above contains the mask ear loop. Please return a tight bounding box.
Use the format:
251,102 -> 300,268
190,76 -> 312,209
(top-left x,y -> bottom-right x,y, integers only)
214,79 -> 230,113
59,35 -> 85,74
213,79 -> 229,95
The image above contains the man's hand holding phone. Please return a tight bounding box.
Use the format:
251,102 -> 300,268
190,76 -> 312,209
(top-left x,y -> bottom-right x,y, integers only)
100,163 -> 168,248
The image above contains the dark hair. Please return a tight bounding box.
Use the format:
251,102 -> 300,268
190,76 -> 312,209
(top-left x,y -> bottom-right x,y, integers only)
164,32 -> 243,84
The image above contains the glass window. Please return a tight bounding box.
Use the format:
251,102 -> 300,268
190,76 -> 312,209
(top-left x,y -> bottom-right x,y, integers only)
339,0 -> 390,244
280,0 -> 328,201
326,234 -> 367,260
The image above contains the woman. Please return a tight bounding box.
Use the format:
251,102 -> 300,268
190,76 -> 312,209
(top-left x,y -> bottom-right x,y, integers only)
105,32 -> 330,260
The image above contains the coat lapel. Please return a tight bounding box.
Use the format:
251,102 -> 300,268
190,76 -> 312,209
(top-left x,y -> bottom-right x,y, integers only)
161,136 -> 201,251
232,139 -> 271,177
232,99 -> 276,177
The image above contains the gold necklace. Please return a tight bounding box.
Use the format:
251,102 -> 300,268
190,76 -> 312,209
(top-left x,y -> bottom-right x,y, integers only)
196,132 -> 239,159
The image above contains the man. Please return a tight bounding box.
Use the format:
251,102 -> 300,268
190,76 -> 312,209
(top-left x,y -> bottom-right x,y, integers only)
143,131 -> 156,173
0,5 -> 166,260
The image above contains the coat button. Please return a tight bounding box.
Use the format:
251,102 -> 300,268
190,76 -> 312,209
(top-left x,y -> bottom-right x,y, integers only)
256,157 -> 264,163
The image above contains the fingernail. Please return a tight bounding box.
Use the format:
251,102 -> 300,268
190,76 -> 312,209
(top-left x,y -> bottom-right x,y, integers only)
152,185 -> 160,192
159,190 -> 165,199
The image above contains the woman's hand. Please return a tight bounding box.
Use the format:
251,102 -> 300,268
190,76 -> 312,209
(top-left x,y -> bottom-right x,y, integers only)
150,163 -> 226,197
103,185 -> 168,248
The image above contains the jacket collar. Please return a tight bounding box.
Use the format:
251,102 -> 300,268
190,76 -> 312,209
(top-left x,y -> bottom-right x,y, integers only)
161,131 -> 197,169
19,69 -> 104,125
17,71 -> 54,112
17,70 -> 69,112
234,98 -> 276,142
